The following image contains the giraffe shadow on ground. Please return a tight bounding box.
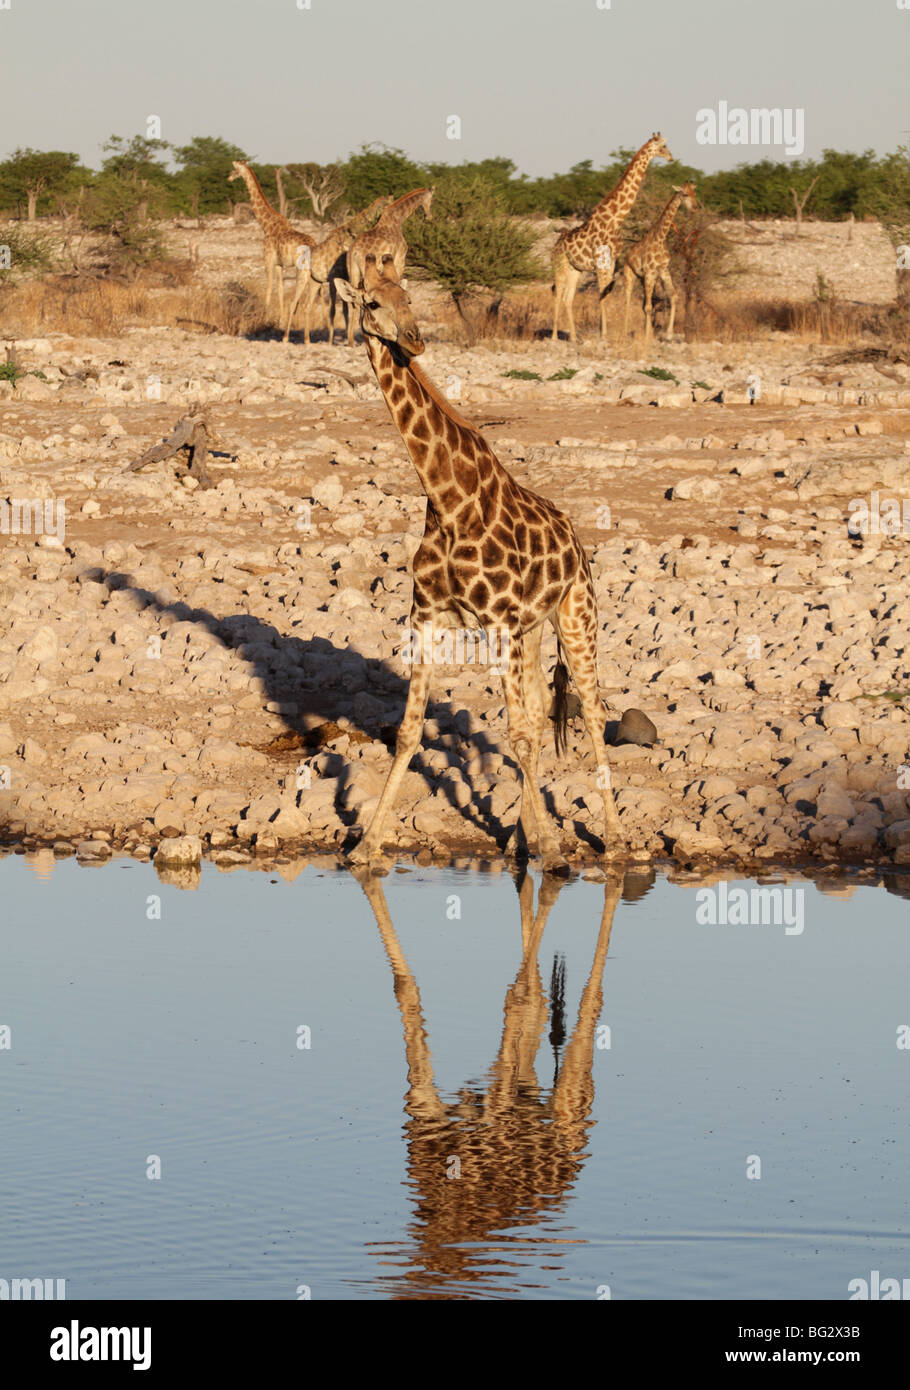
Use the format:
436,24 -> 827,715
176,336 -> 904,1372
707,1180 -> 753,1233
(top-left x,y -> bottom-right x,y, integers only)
100,570 -> 574,852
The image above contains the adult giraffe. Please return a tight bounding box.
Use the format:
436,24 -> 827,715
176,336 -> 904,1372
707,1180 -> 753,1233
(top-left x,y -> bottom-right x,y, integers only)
337,264 -> 624,871
227,161 -> 315,319
551,133 -> 673,342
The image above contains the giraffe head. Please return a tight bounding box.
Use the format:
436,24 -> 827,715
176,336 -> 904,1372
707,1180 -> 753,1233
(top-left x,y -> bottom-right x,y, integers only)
227,161 -> 248,183
336,261 -> 425,358
673,181 -> 697,212
647,132 -> 673,163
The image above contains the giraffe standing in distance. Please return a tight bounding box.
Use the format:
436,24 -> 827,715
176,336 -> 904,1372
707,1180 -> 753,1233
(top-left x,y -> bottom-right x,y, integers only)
282,194 -> 392,344
337,264 -> 624,871
227,161 -> 315,319
346,188 -> 434,344
622,182 -> 697,342
551,133 -> 673,342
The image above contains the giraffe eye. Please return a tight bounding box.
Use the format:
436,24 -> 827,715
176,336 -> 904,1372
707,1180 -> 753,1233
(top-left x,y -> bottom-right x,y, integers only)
366,300 -> 380,311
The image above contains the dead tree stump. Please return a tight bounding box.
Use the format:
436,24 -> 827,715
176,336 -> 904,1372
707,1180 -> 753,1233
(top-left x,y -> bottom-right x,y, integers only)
125,411 -> 215,489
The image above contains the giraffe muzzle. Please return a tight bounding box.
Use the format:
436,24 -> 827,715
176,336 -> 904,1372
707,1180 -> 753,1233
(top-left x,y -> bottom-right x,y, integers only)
399,332 -> 425,358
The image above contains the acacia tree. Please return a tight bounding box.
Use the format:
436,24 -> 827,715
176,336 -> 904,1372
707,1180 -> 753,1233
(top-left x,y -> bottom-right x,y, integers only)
288,162 -> 345,220
337,143 -> 425,210
0,148 -> 82,220
406,174 -> 539,338
173,135 -> 248,215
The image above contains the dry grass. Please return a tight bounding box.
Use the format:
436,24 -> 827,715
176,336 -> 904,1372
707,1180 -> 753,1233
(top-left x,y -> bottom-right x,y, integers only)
1,263 -> 906,353
0,272 -> 272,340
432,282 -> 888,347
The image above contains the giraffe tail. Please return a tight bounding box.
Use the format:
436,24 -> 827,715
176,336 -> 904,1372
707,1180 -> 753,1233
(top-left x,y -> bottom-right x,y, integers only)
552,643 -> 570,758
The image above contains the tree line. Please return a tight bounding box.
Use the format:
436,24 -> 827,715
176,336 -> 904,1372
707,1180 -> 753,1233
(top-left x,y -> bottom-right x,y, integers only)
3,136 -> 909,231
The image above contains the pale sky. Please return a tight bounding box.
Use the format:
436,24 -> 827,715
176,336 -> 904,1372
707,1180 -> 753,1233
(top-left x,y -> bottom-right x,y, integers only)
0,0 -> 906,175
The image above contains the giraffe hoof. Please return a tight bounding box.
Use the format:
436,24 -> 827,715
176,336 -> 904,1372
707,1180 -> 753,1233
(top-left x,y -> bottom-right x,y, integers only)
347,840 -> 384,870
541,851 -> 571,877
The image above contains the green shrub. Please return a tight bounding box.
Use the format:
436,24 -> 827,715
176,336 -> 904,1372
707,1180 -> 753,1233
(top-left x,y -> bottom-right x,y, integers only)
0,225 -> 55,280
407,174 -> 539,332
639,366 -> 679,383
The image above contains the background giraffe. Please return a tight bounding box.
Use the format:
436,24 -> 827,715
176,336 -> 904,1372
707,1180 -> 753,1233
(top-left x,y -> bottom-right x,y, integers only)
551,133 -> 673,343
282,194 -> 392,344
622,182 -> 697,342
356,867 -> 623,1294
346,188 -> 434,344
227,160 -> 315,320
337,266 -> 624,871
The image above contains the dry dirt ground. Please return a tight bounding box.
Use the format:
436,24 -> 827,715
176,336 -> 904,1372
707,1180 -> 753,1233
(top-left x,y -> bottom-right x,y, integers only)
2,223 -> 910,878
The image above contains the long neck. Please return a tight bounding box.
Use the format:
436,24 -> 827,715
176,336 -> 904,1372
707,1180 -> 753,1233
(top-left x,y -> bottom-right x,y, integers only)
239,165 -> 277,226
379,190 -> 428,233
651,190 -> 683,244
590,142 -> 655,236
365,336 -> 499,522
347,194 -> 390,237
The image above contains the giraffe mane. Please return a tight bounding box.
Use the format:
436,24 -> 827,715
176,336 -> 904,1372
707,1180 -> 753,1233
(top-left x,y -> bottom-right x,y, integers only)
406,357 -> 488,438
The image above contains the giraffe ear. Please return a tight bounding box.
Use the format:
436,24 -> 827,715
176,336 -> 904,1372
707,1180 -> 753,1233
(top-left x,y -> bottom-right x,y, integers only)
335,278 -> 364,307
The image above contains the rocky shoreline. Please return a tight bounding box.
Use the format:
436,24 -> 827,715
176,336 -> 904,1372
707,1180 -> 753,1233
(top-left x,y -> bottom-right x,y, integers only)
1,328 -> 909,878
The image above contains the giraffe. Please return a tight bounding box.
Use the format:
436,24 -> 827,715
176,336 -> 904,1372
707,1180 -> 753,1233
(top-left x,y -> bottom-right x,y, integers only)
622,182 -> 697,343
355,866 -> 624,1294
336,265 -> 624,872
346,187 -> 434,345
551,133 -> 673,343
227,161 -> 315,320
282,194 -> 392,344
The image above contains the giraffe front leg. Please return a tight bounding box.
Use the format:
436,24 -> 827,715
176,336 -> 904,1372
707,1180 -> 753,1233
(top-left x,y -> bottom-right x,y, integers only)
662,271 -> 677,338
643,273 -> 655,344
301,277 -> 320,345
551,269 -> 564,341
514,625 -> 554,861
348,659 -> 432,869
264,249 -> 275,313
622,268 -> 634,340
565,283 -> 578,346
283,268 -> 309,344
596,264 -> 613,340
503,631 -> 568,875
328,278 -> 339,345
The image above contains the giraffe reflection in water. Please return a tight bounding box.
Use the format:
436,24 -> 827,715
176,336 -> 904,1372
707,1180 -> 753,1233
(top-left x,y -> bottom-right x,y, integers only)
353,867 -> 647,1296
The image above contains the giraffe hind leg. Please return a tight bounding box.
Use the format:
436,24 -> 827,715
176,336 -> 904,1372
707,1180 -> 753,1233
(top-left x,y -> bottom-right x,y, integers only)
513,624 -> 558,863
555,587 -> 624,857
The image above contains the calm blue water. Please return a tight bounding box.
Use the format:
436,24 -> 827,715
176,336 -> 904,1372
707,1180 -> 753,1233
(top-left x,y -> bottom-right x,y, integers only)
1,854 -> 908,1300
